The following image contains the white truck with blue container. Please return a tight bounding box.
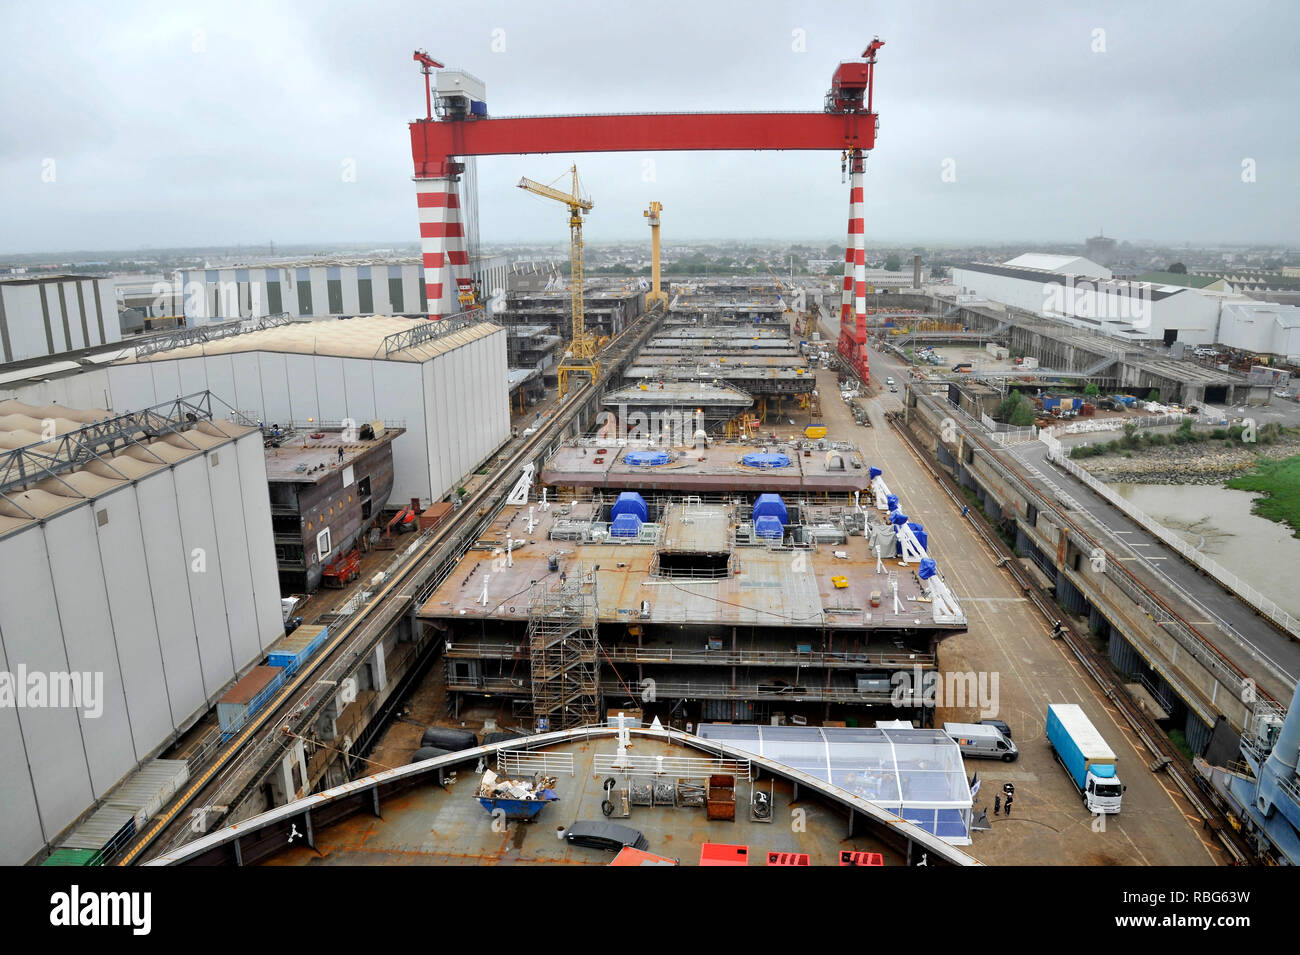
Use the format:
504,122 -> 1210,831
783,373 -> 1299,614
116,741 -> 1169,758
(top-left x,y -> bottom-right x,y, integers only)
1046,703 -> 1125,814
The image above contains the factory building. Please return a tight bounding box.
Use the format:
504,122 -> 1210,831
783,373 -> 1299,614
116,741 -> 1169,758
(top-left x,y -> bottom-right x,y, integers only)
952,261 -> 1220,345
2,316 -> 510,506
108,317 -> 509,505
0,394 -> 282,865
174,256 -> 509,325
1216,301 -> 1300,361
0,274 -> 121,362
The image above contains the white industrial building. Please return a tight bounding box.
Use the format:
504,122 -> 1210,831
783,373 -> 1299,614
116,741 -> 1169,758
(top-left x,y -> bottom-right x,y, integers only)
1216,301 -> 1300,361
0,394 -> 282,865
174,256 -> 509,325
2,316 -> 510,505
952,260 -> 1220,345
0,274 -> 121,363
954,257 -> 1300,359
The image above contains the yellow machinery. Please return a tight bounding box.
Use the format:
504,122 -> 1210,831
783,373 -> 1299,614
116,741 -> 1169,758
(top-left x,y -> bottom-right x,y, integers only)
763,263 -> 800,335
518,166 -> 597,397
643,201 -> 667,310
724,411 -> 761,440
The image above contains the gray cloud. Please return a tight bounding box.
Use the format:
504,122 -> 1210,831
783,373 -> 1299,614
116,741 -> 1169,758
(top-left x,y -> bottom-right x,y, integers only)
1,0 -> 1296,253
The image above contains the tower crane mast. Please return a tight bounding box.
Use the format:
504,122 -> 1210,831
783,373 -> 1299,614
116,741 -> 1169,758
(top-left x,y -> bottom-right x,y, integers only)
643,201 -> 667,310
518,166 -> 598,397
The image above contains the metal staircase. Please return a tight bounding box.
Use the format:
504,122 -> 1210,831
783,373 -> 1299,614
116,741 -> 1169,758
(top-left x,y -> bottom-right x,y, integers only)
527,572 -> 601,728
1080,352 -> 1120,376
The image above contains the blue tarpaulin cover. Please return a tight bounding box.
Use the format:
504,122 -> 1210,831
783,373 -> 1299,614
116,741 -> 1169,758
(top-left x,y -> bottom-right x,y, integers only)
908,522 -> 928,551
752,493 -> 789,524
611,491 -> 648,522
754,515 -> 784,539
742,452 -> 790,469
624,450 -> 670,466
611,513 -> 643,537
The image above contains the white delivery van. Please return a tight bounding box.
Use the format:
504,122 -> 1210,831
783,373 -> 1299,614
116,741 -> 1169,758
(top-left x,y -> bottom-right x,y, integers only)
944,722 -> 1019,762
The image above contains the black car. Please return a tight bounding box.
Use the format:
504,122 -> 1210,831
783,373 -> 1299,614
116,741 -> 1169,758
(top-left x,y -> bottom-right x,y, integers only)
980,719 -> 1012,739
564,821 -> 650,852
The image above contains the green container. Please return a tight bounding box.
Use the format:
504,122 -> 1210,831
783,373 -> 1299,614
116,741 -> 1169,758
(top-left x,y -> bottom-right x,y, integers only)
41,848 -> 101,866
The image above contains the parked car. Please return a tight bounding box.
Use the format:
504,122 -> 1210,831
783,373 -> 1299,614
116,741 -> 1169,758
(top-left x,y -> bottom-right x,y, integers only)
980,718 -> 1012,739
564,821 -> 650,852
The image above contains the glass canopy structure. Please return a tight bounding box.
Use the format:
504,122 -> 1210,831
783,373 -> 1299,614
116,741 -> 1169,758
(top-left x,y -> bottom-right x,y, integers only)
698,724 -> 974,844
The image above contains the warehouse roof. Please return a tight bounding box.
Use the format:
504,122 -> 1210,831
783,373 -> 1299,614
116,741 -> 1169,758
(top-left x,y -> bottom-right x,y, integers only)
1133,271 -> 1221,289
0,396 -> 256,536
0,273 -> 110,285
1002,253 -> 1109,277
956,263 -> 1185,302
114,316 -> 501,364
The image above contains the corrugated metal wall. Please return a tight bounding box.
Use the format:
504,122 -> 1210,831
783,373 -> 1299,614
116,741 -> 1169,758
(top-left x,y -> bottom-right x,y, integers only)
420,327 -> 510,503
1108,633 -> 1143,678
1183,715 -> 1211,757
0,428 -> 281,865
1055,571 -> 1089,616
0,278 -> 119,363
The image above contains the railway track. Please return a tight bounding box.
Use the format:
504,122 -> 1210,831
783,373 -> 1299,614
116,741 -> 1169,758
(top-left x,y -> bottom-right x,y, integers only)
887,409 -> 1257,863
120,313 -> 662,865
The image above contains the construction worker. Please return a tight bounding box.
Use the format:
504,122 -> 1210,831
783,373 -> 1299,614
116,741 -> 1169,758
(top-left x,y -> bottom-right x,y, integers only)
1004,793 -> 1013,816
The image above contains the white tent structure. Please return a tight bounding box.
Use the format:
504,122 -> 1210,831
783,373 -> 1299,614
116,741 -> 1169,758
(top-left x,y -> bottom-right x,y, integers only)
698,724 -> 974,844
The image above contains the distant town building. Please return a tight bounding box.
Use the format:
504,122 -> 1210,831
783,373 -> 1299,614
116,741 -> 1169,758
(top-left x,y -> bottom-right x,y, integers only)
1084,233 -> 1118,267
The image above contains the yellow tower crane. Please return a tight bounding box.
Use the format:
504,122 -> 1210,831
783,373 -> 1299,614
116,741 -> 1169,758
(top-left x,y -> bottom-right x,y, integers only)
643,201 -> 667,310
518,166 -> 597,397
763,262 -> 800,335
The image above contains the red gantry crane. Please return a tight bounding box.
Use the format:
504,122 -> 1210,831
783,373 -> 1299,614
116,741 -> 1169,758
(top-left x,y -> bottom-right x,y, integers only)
409,39 -> 884,384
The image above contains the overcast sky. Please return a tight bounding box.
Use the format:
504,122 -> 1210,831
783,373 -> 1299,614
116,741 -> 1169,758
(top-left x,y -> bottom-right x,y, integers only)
2,0 -> 1297,254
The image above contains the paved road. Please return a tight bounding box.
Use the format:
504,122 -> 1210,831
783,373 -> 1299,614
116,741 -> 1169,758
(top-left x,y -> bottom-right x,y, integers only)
816,324 -> 1221,865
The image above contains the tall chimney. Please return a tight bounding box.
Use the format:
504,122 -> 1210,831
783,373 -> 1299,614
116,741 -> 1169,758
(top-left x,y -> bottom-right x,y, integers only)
912,255 -> 922,289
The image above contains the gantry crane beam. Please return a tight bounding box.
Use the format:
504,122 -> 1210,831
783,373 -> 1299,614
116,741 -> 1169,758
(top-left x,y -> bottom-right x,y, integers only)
409,38 -> 884,345
412,112 -> 876,177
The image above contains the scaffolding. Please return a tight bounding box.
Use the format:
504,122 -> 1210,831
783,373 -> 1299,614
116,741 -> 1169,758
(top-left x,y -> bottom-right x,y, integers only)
527,571 -> 601,728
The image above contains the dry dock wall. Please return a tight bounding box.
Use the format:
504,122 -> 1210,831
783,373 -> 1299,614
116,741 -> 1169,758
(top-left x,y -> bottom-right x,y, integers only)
905,391 -> 1256,751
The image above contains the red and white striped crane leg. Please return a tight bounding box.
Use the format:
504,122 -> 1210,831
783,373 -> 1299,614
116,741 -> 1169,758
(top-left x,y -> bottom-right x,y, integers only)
415,177 -> 463,320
